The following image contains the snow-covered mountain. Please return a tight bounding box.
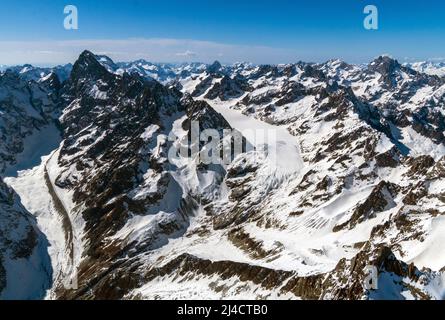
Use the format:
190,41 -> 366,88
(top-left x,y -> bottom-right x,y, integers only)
406,61 -> 445,77
3,64 -> 72,83
1,51 -> 445,300
0,69 -> 62,175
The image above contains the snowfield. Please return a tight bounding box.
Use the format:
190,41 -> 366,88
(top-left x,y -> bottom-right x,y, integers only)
4,148 -> 83,299
205,97 -> 305,176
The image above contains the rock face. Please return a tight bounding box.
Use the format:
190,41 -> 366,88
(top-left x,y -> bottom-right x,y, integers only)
2,52 -> 445,300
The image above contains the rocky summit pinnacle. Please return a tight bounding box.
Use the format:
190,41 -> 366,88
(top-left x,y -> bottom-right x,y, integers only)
207,60 -> 222,74
70,50 -> 111,82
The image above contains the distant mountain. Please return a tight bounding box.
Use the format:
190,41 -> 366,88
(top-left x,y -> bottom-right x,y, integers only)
406,61 -> 445,77
0,69 -> 62,175
4,64 -> 72,83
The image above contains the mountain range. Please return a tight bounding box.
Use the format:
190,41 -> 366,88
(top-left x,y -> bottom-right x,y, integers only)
1,51 -> 445,300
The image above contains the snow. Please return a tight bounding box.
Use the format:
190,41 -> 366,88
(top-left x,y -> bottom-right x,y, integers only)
129,273 -> 295,300
404,216 -> 445,271
89,84 -> 108,100
408,61 -> 445,77
204,97 -> 304,176
140,124 -> 160,141
125,91 -> 377,287
401,127 -> 445,160
46,148 -> 85,268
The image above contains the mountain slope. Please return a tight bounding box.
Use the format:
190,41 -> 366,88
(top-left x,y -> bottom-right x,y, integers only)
0,178 -> 52,299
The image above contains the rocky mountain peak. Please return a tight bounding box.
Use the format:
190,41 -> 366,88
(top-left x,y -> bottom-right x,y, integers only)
207,60 -> 222,74
369,55 -> 401,73
70,50 -> 112,82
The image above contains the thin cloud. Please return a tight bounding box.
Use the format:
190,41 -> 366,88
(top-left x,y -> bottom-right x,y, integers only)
175,50 -> 197,58
0,37 -> 430,66
0,38 -> 298,66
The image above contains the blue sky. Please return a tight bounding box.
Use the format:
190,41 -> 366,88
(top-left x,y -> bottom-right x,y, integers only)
0,0 -> 444,65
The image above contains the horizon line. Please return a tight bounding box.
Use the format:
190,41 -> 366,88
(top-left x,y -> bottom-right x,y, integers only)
1,37 -> 445,67
1,50 -> 444,70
